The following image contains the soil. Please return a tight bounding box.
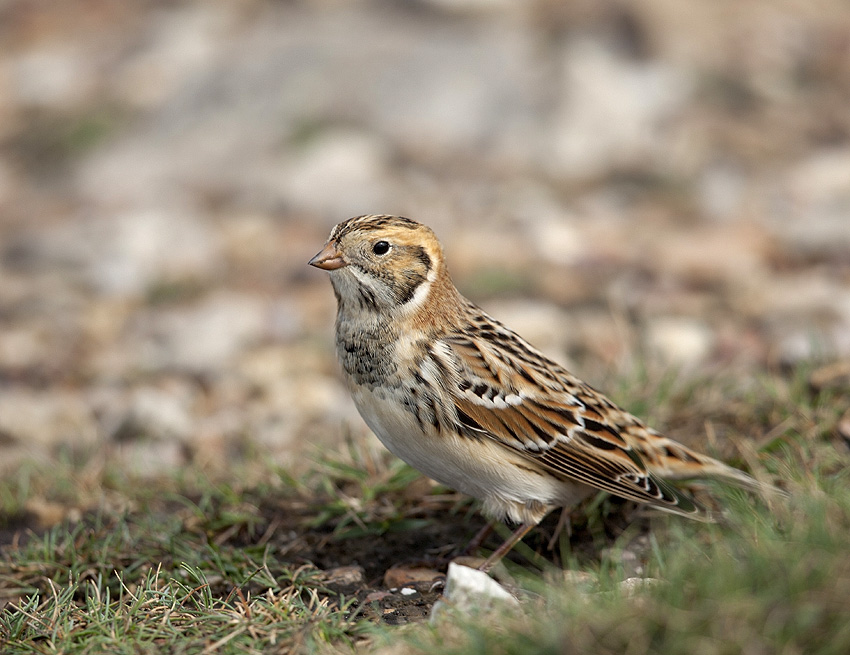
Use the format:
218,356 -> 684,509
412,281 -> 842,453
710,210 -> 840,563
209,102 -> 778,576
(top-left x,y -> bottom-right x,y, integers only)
235,494 -> 641,624
0,491 -> 643,625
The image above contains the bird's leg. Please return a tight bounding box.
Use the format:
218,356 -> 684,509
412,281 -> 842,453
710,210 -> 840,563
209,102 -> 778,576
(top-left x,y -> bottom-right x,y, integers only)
547,507 -> 572,551
461,521 -> 495,556
478,522 -> 536,573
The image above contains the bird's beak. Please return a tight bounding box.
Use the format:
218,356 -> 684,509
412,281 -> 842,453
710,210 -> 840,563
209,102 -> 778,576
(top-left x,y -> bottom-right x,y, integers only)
308,242 -> 348,270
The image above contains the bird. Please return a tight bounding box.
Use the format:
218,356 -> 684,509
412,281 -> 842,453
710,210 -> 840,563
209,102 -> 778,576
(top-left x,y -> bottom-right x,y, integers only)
309,214 -> 774,573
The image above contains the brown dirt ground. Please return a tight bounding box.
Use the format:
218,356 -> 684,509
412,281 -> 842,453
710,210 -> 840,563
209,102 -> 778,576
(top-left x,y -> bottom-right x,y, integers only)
0,489 -> 643,624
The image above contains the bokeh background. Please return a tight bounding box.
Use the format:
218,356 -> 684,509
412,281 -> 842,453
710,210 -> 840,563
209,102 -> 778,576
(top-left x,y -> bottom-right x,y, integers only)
1,0 -> 848,480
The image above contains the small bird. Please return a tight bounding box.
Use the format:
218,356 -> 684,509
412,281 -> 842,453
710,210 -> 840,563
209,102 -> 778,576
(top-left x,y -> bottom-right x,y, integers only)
309,215 -> 772,572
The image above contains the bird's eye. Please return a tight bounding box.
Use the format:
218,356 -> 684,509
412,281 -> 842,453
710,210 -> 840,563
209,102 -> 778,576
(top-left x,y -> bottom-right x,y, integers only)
372,240 -> 391,255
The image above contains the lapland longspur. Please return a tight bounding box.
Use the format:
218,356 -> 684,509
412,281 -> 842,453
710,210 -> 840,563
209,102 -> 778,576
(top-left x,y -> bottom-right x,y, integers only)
310,215 -> 773,572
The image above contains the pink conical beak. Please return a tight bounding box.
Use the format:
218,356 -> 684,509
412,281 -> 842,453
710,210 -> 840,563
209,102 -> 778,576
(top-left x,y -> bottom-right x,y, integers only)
308,242 -> 348,271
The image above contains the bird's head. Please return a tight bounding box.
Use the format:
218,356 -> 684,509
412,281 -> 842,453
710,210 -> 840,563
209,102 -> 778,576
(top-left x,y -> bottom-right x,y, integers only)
309,215 -> 450,317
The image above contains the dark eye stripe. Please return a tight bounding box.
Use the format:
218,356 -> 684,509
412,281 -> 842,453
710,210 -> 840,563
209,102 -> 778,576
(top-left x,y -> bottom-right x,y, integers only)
395,271 -> 428,304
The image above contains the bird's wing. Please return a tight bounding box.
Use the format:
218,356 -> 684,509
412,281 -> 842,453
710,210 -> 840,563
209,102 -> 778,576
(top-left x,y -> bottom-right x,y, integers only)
429,330 -> 715,517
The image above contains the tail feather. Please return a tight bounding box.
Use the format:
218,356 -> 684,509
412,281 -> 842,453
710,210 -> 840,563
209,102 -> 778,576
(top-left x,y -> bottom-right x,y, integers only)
657,453 -> 788,513
640,433 -> 786,499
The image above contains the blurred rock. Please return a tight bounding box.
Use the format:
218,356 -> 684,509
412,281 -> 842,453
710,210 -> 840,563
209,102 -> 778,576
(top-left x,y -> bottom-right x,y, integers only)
788,148 -> 850,207
0,389 -> 98,448
430,562 -> 518,622
276,129 -> 391,217
84,380 -> 196,476
113,440 -> 188,477
645,317 -> 713,367
772,329 -> 839,368
561,570 -> 596,590
808,360 -> 850,394
421,0 -> 515,10
772,148 -> 850,254
529,217 -> 586,267
697,161 -> 748,222
86,210 -> 222,296
133,293 -> 267,374
218,214 -> 282,271
24,498 -> 82,529
601,535 -> 651,579
110,3 -> 231,109
384,565 -> 443,589
321,565 -> 365,586
10,210 -> 221,297
0,327 -> 44,370
758,277 -> 850,364
110,386 -> 194,444
619,577 -> 664,597
546,38 -> 692,180
7,46 -> 96,109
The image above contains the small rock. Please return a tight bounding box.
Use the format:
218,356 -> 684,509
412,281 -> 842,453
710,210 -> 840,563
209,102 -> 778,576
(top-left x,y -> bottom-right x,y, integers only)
0,389 -> 98,449
529,218 -> 585,267
618,577 -> 664,597
561,570 -> 596,590
600,545 -> 646,579
364,590 -> 392,603
110,3 -> 225,109
278,129 -> 390,216
384,565 -> 443,589
545,38 -> 691,179
771,148 -> 850,255
8,46 -> 96,109
320,565 -> 365,586
601,534 -> 653,579
697,161 -> 747,222
110,387 -> 194,443
113,440 -> 187,477
809,360 -> 850,393
24,498 -> 82,529
0,328 -> 44,370
774,331 -> 817,367
430,562 -> 518,623
419,0 -> 514,10
645,317 -> 713,367
31,210 -> 221,297
788,148 -> 850,203
136,293 -> 267,374
90,209 -> 221,296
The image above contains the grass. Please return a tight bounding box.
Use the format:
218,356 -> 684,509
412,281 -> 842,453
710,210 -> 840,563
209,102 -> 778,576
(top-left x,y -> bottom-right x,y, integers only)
2,561 -> 363,654
0,361 -> 847,653
401,481 -> 850,655
0,469 -> 380,653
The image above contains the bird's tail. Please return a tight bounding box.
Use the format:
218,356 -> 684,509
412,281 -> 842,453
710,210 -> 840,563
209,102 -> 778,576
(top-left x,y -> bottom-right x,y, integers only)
646,435 -> 786,499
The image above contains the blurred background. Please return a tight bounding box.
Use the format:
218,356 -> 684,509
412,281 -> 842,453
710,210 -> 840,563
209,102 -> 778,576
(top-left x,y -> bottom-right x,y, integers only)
0,0 -> 848,479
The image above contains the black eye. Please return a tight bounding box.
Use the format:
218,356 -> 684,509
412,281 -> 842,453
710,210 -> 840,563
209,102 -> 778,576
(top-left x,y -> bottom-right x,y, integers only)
372,240 -> 390,255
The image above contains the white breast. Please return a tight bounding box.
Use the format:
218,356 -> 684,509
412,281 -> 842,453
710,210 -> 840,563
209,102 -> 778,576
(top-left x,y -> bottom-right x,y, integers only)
347,383 -> 591,523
